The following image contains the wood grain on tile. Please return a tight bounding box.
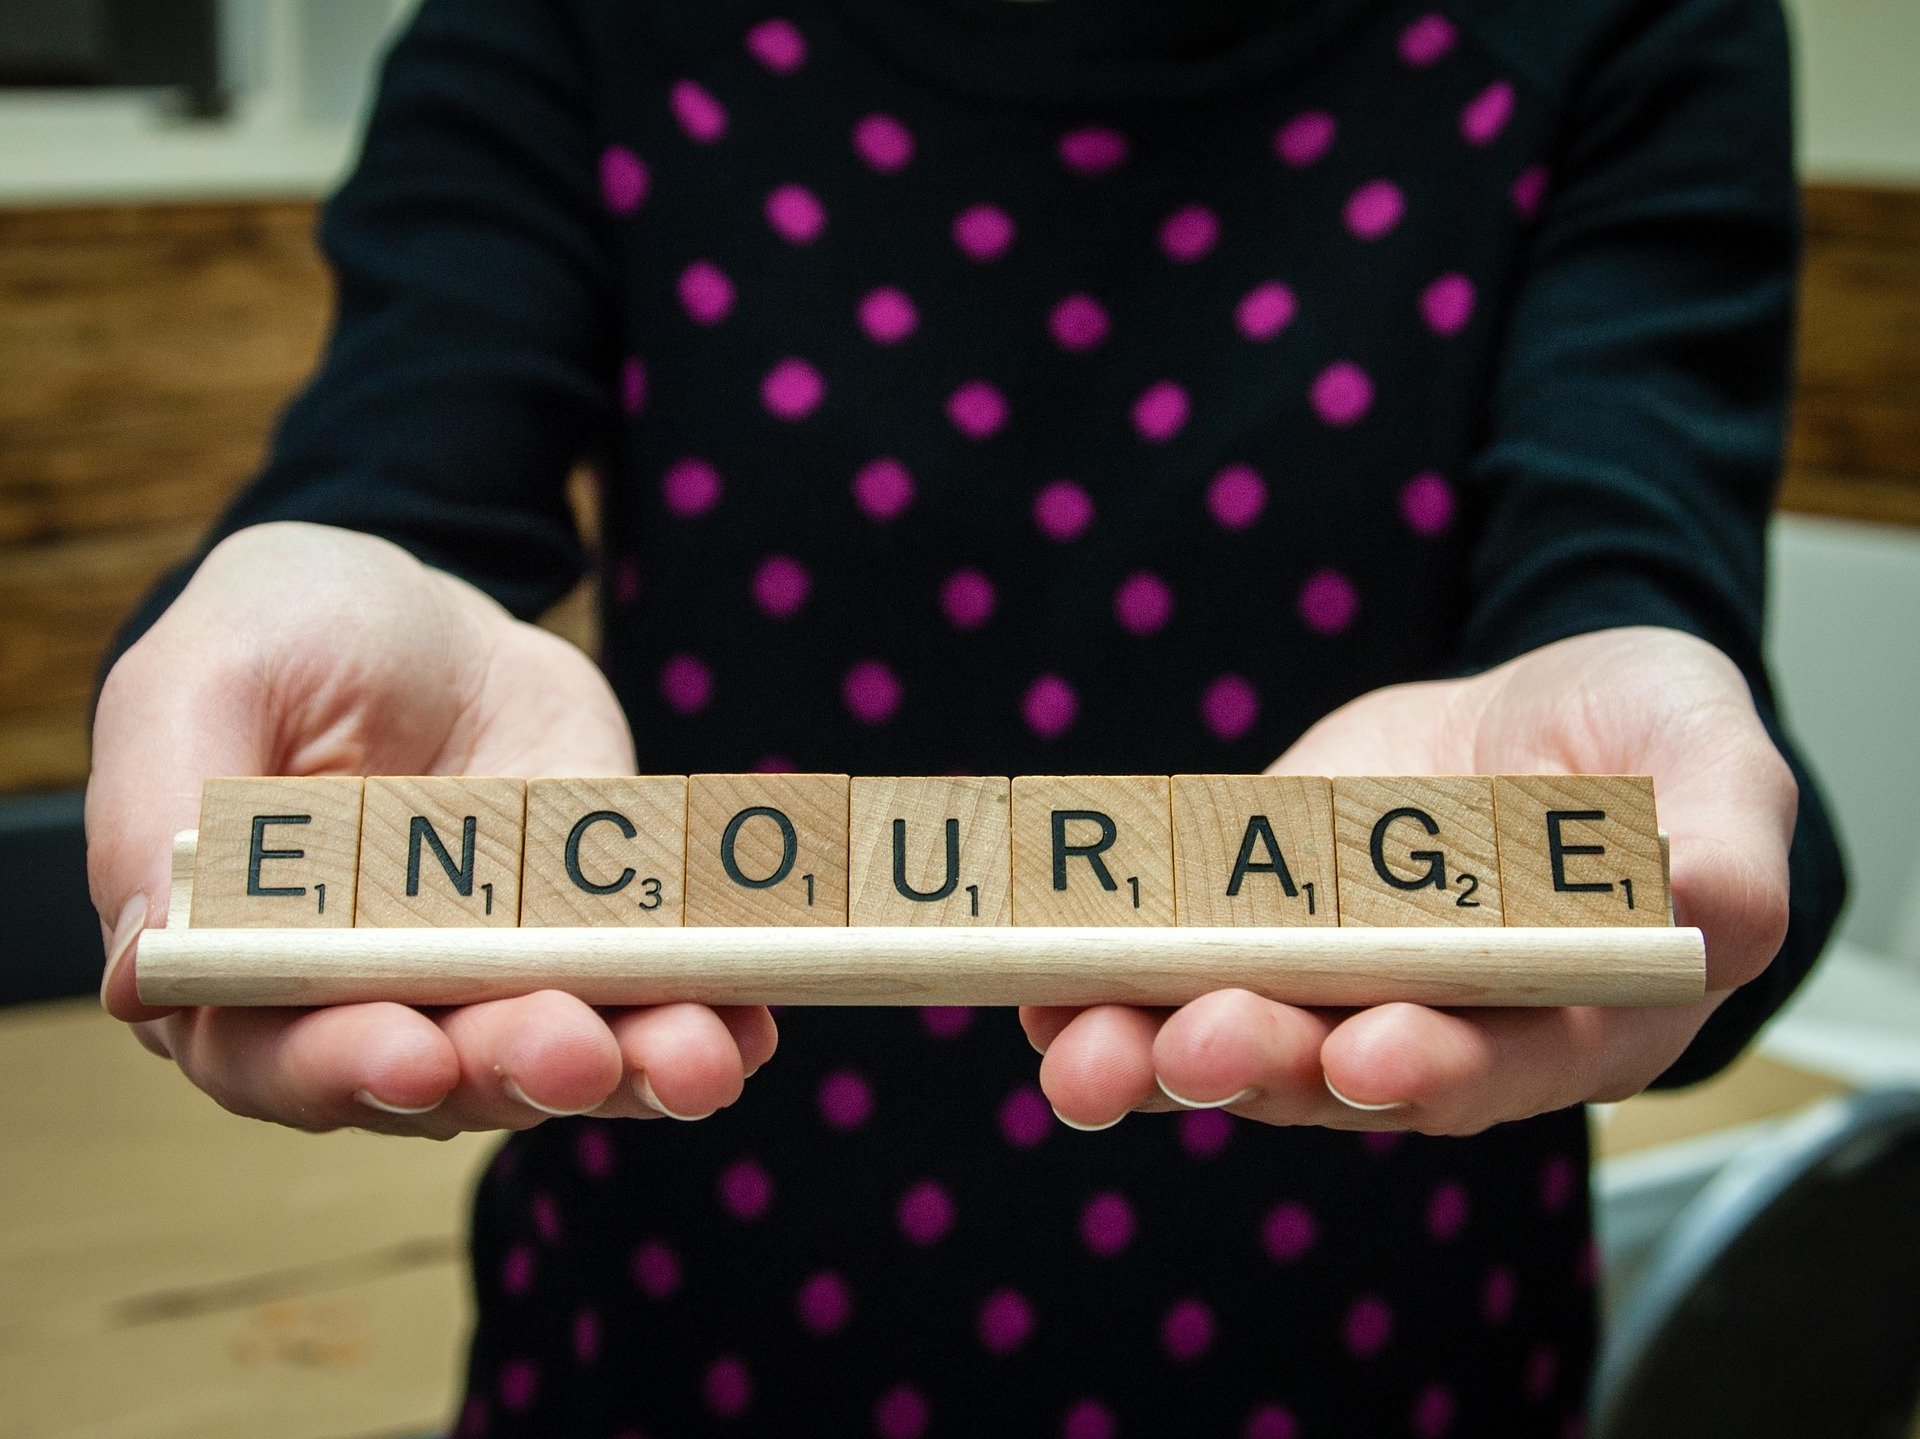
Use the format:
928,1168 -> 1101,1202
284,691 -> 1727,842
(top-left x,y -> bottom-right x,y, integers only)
1333,776 -> 1503,927
521,777 -> 686,927
1172,774 -> 1337,927
849,776 -> 1012,926
354,778 -> 525,928
684,774 -> 848,926
1493,775 -> 1668,926
1011,776 -> 1174,926
190,777 -> 363,929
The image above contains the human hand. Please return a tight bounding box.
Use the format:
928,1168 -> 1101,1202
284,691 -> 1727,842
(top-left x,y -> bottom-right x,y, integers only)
1022,627 -> 1795,1134
89,521 -> 774,1136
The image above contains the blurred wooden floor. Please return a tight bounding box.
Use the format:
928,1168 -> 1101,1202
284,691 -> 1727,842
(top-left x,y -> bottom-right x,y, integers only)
0,995 -> 1849,1439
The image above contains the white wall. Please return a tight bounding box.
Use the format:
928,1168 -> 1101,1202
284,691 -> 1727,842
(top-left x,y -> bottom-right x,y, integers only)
1767,516 -> 1920,966
1784,0 -> 1920,182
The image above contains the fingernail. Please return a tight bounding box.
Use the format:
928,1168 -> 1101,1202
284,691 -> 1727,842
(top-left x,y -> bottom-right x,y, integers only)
634,1072 -> 715,1122
355,1088 -> 443,1116
502,1076 -> 597,1118
1324,1074 -> 1408,1113
1157,1076 -> 1253,1110
100,892 -> 148,1006
1052,1105 -> 1124,1132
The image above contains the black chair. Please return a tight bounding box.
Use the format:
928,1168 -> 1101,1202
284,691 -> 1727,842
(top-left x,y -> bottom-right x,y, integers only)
0,789 -> 104,1006
1593,1088 -> 1920,1439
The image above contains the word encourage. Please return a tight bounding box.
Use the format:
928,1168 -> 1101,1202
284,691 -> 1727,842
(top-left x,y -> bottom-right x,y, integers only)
190,773 -> 1669,932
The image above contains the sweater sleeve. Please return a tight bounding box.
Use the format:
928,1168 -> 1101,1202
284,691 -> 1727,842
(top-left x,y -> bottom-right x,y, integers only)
109,0 -> 616,655
1455,0 -> 1845,1086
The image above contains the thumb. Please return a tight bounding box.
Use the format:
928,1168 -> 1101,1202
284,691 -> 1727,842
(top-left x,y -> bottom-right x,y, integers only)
86,633 -> 269,1022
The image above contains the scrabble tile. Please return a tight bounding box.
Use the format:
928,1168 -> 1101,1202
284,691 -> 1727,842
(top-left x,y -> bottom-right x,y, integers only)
355,777 -> 526,927
1171,775 -> 1337,926
190,777 -> 364,928
849,776 -> 1012,926
1011,776 -> 1175,926
1493,775 -> 1669,926
521,777 -> 687,926
1333,776 -> 1503,927
685,774 -> 849,926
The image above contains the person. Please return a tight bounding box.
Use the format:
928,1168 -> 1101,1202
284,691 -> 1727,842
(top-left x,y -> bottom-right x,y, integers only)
87,0 -> 1844,1433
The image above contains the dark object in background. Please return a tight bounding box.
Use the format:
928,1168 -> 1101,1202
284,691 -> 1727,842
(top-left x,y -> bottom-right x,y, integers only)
0,790 -> 103,1006
0,0 -> 223,117
1595,1089 -> 1920,1439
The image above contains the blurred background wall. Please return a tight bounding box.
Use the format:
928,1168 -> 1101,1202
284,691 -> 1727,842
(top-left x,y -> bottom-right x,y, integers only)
0,0 -> 1917,987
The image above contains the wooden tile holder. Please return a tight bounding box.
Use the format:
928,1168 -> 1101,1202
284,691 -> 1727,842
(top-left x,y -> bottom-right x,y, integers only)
140,828 -> 1706,1011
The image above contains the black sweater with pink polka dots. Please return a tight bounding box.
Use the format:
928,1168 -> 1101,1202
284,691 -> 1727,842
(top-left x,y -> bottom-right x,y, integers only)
118,0 -> 1843,1433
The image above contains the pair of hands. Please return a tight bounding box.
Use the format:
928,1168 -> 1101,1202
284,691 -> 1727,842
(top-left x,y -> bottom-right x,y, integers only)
89,522 -> 1795,1139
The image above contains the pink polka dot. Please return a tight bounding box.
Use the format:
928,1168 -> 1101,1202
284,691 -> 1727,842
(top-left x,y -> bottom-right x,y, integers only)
854,457 -> 915,520
575,1125 -> 613,1177
632,1239 -> 680,1298
670,79 -> 727,143
859,287 -> 918,344
1310,361 -> 1373,426
620,357 -> 647,415
875,1384 -> 928,1439
897,1179 -> 954,1244
1275,111 -> 1335,168
947,380 -> 1008,439
678,261 -> 734,325
844,660 -> 902,725
1345,179 -> 1405,240
745,17 -> 806,73
1034,480 -> 1093,541
763,357 -> 825,420
704,1356 -> 751,1418
1421,272 -> 1476,335
499,1358 -> 539,1412
1462,80 -> 1516,145
530,1192 -> 562,1244
1512,164 -> 1550,217
796,1270 -> 852,1335
1202,674 -> 1259,740
1363,1129 -> 1403,1155
1022,674 -> 1077,738
1399,12 -> 1458,66
921,1005 -> 973,1038
999,1085 -> 1051,1148
660,653 -> 713,714
755,755 -> 795,774
1540,1154 -> 1577,1211
1050,294 -> 1110,351
1160,205 -> 1219,262
1401,471 -> 1454,536
1080,1192 -> 1135,1256
817,1068 -> 874,1129
663,457 -> 722,516
1241,1408 -> 1299,1439
1114,572 -> 1173,635
853,113 -> 914,172
1162,1298 -> 1215,1362
978,1288 -> 1034,1353
1344,1295 -> 1393,1358
941,569 -> 996,629
1428,1181 -> 1469,1240
766,183 -> 826,243
502,1244 -> 535,1295
1482,1265 -> 1517,1324
1179,1106 -> 1233,1157
612,556 -> 640,608
1262,1201 -> 1317,1263
954,204 -> 1015,261
1526,1344 -> 1559,1401
1063,1398 -> 1116,1439
1060,127 -> 1128,174
1298,568 -> 1359,635
719,1158 -> 772,1220
600,146 -> 648,213
1413,1383 -> 1456,1438
1132,381 -> 1190,442
1208,464 -> 1267,529
1237,281 -> 1297,341
573,1307 -> 600,1364
753,555 -> 810,618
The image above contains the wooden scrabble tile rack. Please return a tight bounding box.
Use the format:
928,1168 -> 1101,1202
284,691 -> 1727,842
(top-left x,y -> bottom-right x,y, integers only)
136,774 -> 1706,1010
